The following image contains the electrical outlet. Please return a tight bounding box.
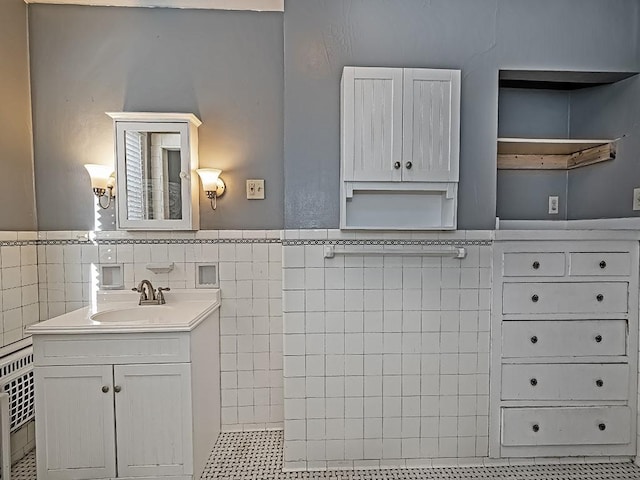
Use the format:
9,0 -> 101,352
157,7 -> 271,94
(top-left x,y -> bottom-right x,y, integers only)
548,195 -> 559,215
246,179 -> 265,200
634,188 -> 640,211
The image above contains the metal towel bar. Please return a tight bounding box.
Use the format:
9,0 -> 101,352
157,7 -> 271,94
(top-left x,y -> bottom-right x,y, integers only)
323,245 -> 466,259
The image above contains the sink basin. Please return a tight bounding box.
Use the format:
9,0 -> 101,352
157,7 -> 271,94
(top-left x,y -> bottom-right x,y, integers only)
91,306 -> 177,323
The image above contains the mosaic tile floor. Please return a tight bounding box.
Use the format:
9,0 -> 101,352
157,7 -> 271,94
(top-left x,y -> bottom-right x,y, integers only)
10,449 -> 35,480
10,431 -> 640,479
203,430 -> 640,480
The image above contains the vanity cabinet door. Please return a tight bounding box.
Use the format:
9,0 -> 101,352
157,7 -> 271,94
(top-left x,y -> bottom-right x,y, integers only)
35,365 -> 116,480
114,363 -> 193,478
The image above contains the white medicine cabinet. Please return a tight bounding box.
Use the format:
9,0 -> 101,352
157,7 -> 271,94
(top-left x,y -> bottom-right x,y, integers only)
340,66 -> 461,230
108,112 -> 201,230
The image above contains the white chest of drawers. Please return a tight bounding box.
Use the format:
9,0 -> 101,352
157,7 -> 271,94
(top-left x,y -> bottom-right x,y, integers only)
490,239 -> 639,458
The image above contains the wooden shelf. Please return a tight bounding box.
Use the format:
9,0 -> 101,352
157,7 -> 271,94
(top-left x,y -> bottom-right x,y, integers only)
497,138 -> 617,170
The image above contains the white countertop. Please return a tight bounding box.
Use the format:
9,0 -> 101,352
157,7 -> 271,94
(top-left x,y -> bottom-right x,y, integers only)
27,289 -> 220,335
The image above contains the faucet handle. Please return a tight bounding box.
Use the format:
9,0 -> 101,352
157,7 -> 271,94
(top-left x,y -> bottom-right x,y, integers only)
131,287 -> 140,292
157,287 -> 170,305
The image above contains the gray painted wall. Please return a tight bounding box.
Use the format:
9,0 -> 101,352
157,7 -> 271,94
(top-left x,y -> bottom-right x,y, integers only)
29,5 -> 283,231
496,88 -> 570,220
283,0 -> 640,229
0,0 -> 37,231
568,77 -> 640,219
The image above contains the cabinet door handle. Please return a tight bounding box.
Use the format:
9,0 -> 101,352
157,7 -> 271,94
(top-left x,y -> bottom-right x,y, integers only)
101,386 -> 110,393
532,424 -> 540,432
394,161 -> 401,169
530,378 -> 538,386
600,260 -> 607,269
114,385 -> 122,393
599,423 -> 606,431
596,294 -> 604,302
531,294 -> 539,302
595,334 -> 603,343
532,261 -> 540,270
530,335 -> 538,344
596,379 -> 604,387
405,161 -> 412,169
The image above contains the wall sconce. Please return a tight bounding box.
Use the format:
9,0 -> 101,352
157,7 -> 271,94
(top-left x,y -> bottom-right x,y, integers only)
84,164 -> 115,209
196,168 -> 226,210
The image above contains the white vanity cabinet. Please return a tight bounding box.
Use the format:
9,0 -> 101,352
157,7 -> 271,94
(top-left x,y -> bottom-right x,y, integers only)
490,239 -> 639,458
340,66 -> 460,230
33,309 -> 220,480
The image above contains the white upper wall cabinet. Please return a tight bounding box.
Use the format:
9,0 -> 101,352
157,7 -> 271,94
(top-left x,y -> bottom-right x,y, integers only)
340,67 -> 461,230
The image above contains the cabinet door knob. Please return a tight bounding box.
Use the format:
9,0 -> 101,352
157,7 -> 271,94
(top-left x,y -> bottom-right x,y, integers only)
595,334 -> 603,343
530,335 -> 538,344
405,161 -> 412,169
596,379 -> 604,387
599,423 -> 606,431
532,424 -> 540,432
114,385 -> 122,393
531,294 -> 539,302
530,378 -> 538,386
600,260 -> 607,269
532,261 -> 540,270
596,294 -> 604,302
101,386 -> 109,393
394,161 -> 401,169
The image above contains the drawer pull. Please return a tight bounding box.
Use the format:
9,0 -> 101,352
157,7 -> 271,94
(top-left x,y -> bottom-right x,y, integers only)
596,379 -> 604,387
595,334 -> 603,343
530,335 -> 538,344
531,294 -> 539,303
532,261 -> 540,270
600,260 -> 607,269
101,385 -> 109,393
599,423 -> 606,431
532,424 -> 540,433
530,378 -> 538,386
596,294 -> 604,302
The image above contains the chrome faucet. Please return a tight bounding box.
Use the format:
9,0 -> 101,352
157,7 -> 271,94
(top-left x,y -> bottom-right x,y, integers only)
131,280 -> 170,305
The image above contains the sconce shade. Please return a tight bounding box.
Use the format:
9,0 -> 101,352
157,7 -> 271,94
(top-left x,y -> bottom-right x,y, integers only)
84,164 -> 115,190
196,168 -> 225,210
196,168 -> 222,192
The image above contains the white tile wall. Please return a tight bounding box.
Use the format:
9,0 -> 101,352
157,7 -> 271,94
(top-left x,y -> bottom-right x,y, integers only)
0,232 -> 39,348
35,230 -> 283,431
282,232 -> 492,470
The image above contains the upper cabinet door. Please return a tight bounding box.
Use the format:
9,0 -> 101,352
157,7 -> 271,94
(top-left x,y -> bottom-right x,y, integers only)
342,67 -> 403,182
402,69 -> 461,182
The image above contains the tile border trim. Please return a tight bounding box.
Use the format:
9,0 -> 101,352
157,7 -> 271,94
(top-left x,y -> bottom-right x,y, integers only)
282,239 -> 492,246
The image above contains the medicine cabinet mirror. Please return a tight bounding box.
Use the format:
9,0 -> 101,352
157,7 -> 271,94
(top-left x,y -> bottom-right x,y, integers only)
108,112 -> 201,230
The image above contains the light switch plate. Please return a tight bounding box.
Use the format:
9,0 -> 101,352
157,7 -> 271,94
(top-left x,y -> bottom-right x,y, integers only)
246,179 -> 265,200
633,188 -> 640,211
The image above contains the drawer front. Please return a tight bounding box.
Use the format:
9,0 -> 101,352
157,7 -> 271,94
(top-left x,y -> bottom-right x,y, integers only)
569,252 -> 631,277
34,333 -> 190,366
503,252 -> 565,277
502,406 -> 631,446
502,320 -> 627,358
502,282 -> 628,314
502,363 -> 629,401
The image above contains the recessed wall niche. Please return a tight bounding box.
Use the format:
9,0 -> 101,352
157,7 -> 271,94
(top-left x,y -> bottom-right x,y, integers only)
496,70 -> 639,224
